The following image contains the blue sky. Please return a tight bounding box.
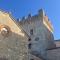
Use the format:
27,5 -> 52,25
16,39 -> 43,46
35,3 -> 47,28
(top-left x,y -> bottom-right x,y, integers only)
0,0 -> 60,40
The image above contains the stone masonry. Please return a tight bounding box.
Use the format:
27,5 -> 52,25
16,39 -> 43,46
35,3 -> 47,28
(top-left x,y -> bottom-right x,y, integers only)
19,9 -> 56,60
0,10 -> 28,60
0,9 -> 60,60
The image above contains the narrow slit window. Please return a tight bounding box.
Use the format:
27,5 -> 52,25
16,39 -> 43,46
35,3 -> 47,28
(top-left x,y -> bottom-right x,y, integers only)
28,43 -> 32,49
30,29 -> 33,35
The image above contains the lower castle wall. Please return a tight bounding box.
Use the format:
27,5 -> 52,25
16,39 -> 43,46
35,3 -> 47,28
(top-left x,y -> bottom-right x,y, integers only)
47,48 -> 60,60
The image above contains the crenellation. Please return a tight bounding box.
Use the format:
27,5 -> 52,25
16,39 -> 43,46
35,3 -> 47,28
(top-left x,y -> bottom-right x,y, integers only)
38,9 -> 45,17
27,13 -> 31,18
19,9 -> 50,25
21,16 -> 25,20
19,15 -> 42,26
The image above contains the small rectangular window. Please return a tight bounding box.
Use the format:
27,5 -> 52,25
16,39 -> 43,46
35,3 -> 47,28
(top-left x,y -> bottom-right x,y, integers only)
30,29 -> 33,35
28,43 -> 31,49
28,38 -> 31,41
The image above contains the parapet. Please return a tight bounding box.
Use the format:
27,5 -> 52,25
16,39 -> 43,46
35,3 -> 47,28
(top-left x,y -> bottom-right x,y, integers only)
19,9 -> 44,24
18,9 -> 53,33
43,15 -> 53,33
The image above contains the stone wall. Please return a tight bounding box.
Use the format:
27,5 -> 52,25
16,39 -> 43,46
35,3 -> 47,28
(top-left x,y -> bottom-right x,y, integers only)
0,10 -> 28,60
28,54 -> 43,60
47,48 -> 60,60
55,40 -> 60,47
19,9 -> 56,59
0,31 -> 28,60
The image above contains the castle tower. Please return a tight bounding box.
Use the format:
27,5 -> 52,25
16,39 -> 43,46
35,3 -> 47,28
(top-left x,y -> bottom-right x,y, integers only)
19,9 -> 56,59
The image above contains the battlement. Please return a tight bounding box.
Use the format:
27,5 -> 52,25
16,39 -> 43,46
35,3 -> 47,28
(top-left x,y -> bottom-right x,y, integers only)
19,9 -> 44,21
19,9 -> 53,33
0,9 -> 53,33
